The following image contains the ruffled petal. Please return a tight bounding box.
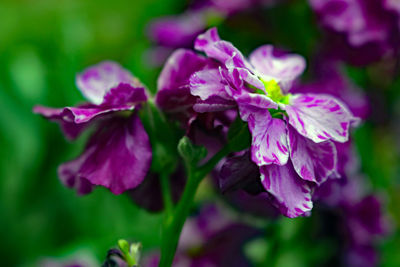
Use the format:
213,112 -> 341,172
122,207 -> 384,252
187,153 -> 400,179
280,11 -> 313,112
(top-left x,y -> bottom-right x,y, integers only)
190,68 -> 230,100
224,55 -> 264,90
288,124 -> 337,184
239,106 -> 289,166
33,105 -> 90,139
249,45 -> 306,92
58,114 -> 152,195
76,61 -> 140,105
194,27 -> 246,65
147,11 -> 205,47
156,49 -> 216,112
33,87 -> 145,138
260,163 -> 313,218
102,84 -> 147,107
284,93 -> 358,143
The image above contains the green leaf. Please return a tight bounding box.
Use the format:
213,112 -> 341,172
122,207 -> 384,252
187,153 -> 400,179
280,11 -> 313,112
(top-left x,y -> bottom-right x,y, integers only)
118,239 -> 130,256
177,136 -> 207,165
227,116 -> 251,152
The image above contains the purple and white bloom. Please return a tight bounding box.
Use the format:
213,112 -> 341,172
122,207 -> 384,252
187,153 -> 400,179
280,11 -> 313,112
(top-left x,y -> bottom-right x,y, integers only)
159,27 -> 358,217
291,60 -> 370,119
34,61 -> 152,195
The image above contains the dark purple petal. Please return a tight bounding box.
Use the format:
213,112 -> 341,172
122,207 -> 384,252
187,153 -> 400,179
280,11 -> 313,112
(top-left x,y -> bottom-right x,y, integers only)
284,93 -> 358,143
224,190 -> 280,218
147,11 -> 206,48
287,125 -> 337,184
102,84 -> 147,107
345,245 -> 378,267
33,89 -> 144,137
156,49 -> 216,113
128,165 -> 186,212
211,0 -> 254,14
249,45 -> 306,92
193,95 -> 236,113
58,114 -> 152,195
33,105 -> 91,139
309,0 -> 393,46
76,61 -> 140,105
260,162 -> 313,218
219,151 -> 261,193
347,195 -> 388,243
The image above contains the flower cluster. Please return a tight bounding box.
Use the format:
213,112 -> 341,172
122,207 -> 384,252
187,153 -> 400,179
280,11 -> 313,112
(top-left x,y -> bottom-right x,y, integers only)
309,0 -> 400,64
157,27 -> 359,217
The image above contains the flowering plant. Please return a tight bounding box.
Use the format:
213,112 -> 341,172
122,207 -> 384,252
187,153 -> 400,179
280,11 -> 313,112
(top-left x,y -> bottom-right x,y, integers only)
30,1 -> 398,266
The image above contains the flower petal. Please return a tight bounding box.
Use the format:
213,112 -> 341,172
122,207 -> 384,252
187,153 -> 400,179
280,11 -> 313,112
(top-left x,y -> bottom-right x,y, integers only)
219,151 -> 261,193
33,105 -> 91,139
193,96 -> 236,113
156,49 -> 216,112
190,68 -> 230,100
249,45 -> 306,92
33,93 -> 142,138
58,114 -> 152,195
194,27 -> 246,65
260,163 -> 313,218
234,93 -> 277,110
102,83 -> 147,107
287,124 -> 337,184
284,93 -> 358,143
147,11 -> 205,47
239,106 -> 289,166
76,61 -> 140,105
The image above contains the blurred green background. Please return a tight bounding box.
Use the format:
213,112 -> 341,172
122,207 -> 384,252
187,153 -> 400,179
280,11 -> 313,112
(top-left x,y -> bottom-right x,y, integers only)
0,0 -> 399,266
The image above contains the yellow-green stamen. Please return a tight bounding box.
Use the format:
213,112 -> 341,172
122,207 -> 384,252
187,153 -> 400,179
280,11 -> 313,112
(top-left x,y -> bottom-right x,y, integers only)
261,79 -> 291,104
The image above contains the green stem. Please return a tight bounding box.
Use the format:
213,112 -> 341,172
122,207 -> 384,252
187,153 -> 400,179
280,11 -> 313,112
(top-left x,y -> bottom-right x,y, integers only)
160,172 -> 173,215
158,145 -> 231,267
159,171 -> 200,267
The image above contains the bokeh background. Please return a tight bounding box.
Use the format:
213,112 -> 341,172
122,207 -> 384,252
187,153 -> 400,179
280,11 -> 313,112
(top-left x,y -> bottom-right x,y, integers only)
0,0 -> 399,266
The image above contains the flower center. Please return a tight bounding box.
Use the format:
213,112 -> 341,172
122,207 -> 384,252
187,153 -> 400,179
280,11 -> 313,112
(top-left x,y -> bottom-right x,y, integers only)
261,79 -> 290,104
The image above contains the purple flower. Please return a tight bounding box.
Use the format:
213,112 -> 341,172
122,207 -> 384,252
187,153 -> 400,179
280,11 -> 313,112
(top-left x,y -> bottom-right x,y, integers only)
309,0 -> 400,64
146,0 -> 281,66
314,141 -> 389,267
148,11 -> 206,49
291,60 -> 370,119
156,48 -> 234,158
180,27 -> 358,217
218,151 -> 280,218
34,61 -> 152,195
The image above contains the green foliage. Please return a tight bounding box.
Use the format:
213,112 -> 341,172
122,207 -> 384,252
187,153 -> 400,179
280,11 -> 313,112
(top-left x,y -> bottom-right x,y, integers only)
177,137 -> 207,167
227,116 -> 251,152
